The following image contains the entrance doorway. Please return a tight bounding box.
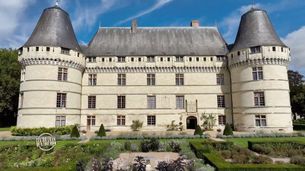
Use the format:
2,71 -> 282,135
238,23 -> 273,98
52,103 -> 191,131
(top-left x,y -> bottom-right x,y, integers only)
186,116 -> 197,129
87,115 -> 96,131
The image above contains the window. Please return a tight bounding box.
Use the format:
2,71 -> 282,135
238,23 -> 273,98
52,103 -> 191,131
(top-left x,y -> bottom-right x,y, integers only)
102,58 -> 105,62
254,92 -> 265,107
21,68 -> 26,82
58,67 -> 68,81
117,115 -> 126,126
56,93 -> 66,108
55,116 -> 66,127
160,57 -> 163,62
36,47 -> 39,51
77,53 -> 80,57
167,57 -> 170,62
118,74 -> 126,86
27,47 -> 30,52
218,115 -> 226,125
147,56 -> 155,62
147,96 -> 156,109
131,57 -> 134,62
88,57 -> 96,63
281,47 -> 284,52
196,57 -> 199,62
147,74 -> 155,86
272,47 -> 276,51
252,67 -> 263,80
203,57 -> 206,61
88,74 -> 97,86
216,74 -> 224,85
138,58 -> 142,62
176,56 -> 184,62
147,115 -> 156,125
255,115 -> 267,127
117,95 -> 126,109
118,56 -> 125,62
46,47 -> 50,52
250,46 -> 261,54
237,51 -> 240,56
176,96 -> 185,109
109,58 -> 112,62
19,93 -> 24,108
176,74 -> 184,86
217,95 -> 225,108
61,47 -> 70,55
87,116 -> 96,126
88,96 -> 96,109
210,57 -> 213,61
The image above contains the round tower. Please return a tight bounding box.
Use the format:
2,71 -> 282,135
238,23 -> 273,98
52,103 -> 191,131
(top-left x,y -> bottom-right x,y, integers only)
17,5 -> 85,128
228,9 -> 293,132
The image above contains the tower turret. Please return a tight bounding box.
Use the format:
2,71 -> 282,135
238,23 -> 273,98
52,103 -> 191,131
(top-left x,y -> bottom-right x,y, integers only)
228,8 -> 292,132
17,5 -> 85,128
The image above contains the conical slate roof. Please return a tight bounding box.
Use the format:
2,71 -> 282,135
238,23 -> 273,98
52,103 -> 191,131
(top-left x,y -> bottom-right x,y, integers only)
23,6 -> 80,51
231,8 -> 286,52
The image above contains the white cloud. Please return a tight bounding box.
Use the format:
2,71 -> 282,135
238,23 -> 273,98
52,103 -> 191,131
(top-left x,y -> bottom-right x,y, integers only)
0,0 -> 36,48
115,0 -> 173,26
282,26 -> 305,73
220,4 -> 261,44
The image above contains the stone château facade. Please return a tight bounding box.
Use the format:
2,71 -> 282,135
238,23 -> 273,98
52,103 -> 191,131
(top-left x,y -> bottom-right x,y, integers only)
16,4 -> 293,132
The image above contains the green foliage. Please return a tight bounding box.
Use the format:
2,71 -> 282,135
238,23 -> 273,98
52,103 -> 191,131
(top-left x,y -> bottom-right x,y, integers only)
166,120 -> 183,131
200,113 -> 216,130
293,124 -> 305,130
0,49 -> 20,127
168,141 -> 181,152
130,120 -> 143,131
70,125 -> 80,138
223,123 -> 233,136
97,124 -> 106,137
11,125 -> 73,136
288,70 -> 305,119
140,138 -> 160,152
291,156 -> 305,166
194,125 -> 203,136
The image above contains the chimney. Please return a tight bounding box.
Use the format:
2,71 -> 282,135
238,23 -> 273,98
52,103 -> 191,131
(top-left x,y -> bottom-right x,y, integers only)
191,20 -> 200,28
131,19 -> 137,32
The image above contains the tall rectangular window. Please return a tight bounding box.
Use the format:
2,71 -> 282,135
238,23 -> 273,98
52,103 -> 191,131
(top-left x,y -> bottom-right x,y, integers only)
147,56 -> 155,62
118,56 -> 125,62
252,67 -> 263,80
117,95 -> 126,109
176,74 -> 184,86
218,115 -> 226,125
255,115 -> 267,127
88,74 -> 97,86
61,47 -> 70,55
216,74 -> 224,85
88,57 -> 96,63
87,116 -> 96,126
254,92 -> 265,107
217,95 -> 225,108
147,74 -> 155,86
19,93 -> 24,108
56,93 -> 66,108
117,115 -> 126,126
88,96 -> 96,109
147,115 -> 156,125
175,56 -> 184,62
176,96 -> 185,109
55,116 -> 66,127
118,74 -> 126,86
250,46 -> 261,54
147,96 -> 156,109
58,67 -> 68,81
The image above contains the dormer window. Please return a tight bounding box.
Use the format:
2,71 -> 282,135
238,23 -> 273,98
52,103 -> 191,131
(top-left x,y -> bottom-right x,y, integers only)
189,57 -> 192,62
131,57 -> 134,62
118,56 -> 125,62
167,57 -> 170,62
175,56 -> 184,62
61,47 -> 70,55
138,58 -> 142,62
109,58 -> 112,62
27,47 -> 30,52
272,47 -> 276,51
160,57 -> 163,62
237,51 -> 240,56
46,47 -> 50,52
196,57 -> 199,62
147,56 -> 155,62
36,47 -> 39,51
281,47 -> 284,52
250,46 -> 261,54
88,57 -> 96,63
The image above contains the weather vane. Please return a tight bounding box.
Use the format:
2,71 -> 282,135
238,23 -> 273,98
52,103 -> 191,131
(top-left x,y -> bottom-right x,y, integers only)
55,0 -> 61,6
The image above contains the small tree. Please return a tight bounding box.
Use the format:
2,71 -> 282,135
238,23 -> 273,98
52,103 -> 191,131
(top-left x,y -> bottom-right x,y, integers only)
223,123 -> 233,135
194,125 -> 203,136
70,125 -> 80,137
200,113 -> 216,130
131,120 -> 143,131
97,124 -> 106,137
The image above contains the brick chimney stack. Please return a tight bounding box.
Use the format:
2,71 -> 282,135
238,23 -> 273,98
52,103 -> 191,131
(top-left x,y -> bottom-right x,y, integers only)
191,20 -> 200,28
131,20 -> 137,32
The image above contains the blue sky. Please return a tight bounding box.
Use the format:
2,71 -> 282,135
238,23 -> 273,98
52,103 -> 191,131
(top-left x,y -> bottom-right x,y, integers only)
0,0 -> 305,74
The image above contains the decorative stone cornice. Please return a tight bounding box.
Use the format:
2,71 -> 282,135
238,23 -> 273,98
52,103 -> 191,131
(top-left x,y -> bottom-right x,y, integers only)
85,66 -> 227,73
229,57 -> 290,68
19,57 -> 85,71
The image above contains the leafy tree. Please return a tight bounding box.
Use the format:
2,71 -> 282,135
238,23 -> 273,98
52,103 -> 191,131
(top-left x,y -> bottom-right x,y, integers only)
200,113 -> 216,130
97,124 -> 106,137
223,123 -> 233,135
70,125 -> 80,137
130,120 -> 143,131
288,70 -> 305,119
0,49 -> 20,127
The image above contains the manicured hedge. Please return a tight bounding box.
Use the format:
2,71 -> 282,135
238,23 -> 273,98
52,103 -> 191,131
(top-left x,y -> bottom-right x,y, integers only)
11,125 -> 74,136
190,141 -> 305,171
293,124 -> 305,130
248,140 -> 305,153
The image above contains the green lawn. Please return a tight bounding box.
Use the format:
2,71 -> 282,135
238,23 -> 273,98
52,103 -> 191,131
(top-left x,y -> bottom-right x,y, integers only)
226,137 -> 305,148
0,127 -> 10,131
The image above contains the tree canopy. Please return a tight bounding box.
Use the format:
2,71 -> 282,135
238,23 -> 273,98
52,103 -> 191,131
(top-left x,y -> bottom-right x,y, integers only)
288,70 -> 305,119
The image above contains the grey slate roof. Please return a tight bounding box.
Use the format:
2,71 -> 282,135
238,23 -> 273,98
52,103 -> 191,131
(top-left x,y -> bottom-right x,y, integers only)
231,8 -> 286,52
86,27 -> 228,56
23,6 -> 81,51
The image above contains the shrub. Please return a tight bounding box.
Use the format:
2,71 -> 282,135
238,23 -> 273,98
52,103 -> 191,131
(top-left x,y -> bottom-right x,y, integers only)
252,144 -> 272,155
168,141 -> 181,152
220,150 -> 231,159
97,124 -> 106,137
140,138 -> 160,152
194,125 -> 203,136
11,126 -> 73,136
223,123 -> 233,136
291,156 -> 305,166
131,120 -> 143,131
293,124 -> 305,130
133,156 -> 146,171
124,141 -> 131,151
70,125 -> 80,138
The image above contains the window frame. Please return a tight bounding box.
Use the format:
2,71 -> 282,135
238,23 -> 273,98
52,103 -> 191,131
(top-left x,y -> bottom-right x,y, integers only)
175,56 -> 184,62
176,95 -> 185,109
118,74 -> 126,86
147,56 -> 155,62
88,96 -> 96,109
216,74 -> 225,85
117,115 -> 126,126
55,115 -> 66,127
147,73 -> 156,86
147,95 -> 156,109
254,92 -> 265,107
147,115 -> 156,126
88,74 -> 97,86
255,115 -> 267,127
56,93 -> 67,108
58,67 -> 68,81
117,95 -> 126,109
252,67 -> 263,80
217,95 -> 225,108
218,115 -> 226,125
175,73 -> 184,86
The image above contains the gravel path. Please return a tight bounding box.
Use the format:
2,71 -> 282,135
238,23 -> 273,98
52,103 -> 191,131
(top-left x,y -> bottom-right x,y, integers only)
0,131 -> 12,138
